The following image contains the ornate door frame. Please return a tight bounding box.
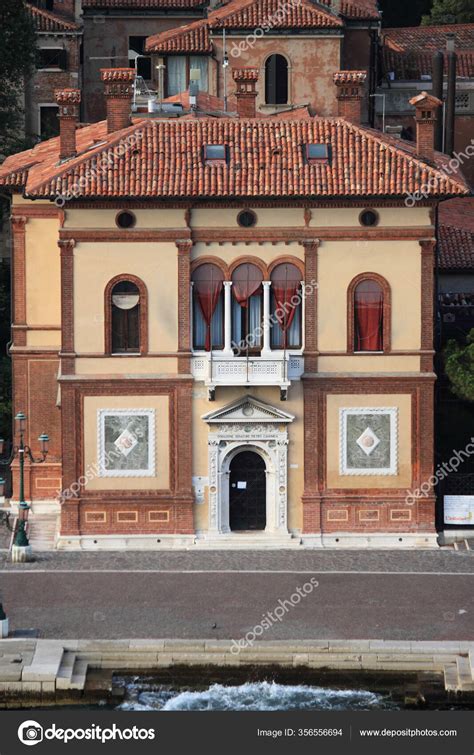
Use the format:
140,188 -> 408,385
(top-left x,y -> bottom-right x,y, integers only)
203,396 -> 294,535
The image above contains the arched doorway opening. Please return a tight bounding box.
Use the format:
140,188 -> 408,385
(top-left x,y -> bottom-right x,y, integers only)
229,450 -> 266,531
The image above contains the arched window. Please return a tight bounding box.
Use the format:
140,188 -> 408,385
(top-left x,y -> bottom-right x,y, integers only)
265,54 -> 288,105
105,276 -> 147,355
270,263 -> 302,349
192,263 -> 224,351
110,280 -> 141,353
352,278 -> 385,352
231,263 -> 263,353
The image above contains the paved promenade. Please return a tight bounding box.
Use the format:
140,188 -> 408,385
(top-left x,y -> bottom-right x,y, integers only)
0,550 -> 473,641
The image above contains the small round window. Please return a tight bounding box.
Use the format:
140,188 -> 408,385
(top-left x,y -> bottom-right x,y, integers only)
359,209 -> 379,227
237,210 -> 257,228
116,210 -> 136,229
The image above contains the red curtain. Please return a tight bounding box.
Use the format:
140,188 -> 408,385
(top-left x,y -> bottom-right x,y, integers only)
354,281 -> 383,351
193,264 -> 224,351
232,263 -> 263,307
271,264 -> 301,349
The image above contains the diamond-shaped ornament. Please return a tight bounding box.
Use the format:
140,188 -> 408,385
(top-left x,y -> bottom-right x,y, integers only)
356,426 -> 380,456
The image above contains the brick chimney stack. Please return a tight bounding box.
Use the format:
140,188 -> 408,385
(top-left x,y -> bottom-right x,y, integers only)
333,70 -> 367,124
232,68 -> 259,118
55,88 -> 81,160
100,68 -> 136,134
409,91 -> 442,163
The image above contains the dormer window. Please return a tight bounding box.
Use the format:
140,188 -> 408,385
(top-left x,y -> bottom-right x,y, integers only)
204,144 -> 227,164
305,143 -> 330,164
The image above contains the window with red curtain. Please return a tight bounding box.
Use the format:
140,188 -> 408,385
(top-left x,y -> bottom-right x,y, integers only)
231,263 -> 263,353
354,279 -> 384,352
192,264 -> 224,351
111,280 -> 141,353
270,263 -> 302,349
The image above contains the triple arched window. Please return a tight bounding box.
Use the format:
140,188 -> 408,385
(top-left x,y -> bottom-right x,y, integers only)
191,261 -> 303,353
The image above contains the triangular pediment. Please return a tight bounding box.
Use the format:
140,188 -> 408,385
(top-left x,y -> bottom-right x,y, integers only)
202,396 -> 294,424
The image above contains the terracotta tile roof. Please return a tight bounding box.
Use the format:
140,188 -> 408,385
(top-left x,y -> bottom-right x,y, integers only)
382,24 -> 474,79
438,198 -> 474,270
146,0 -> 343,52
0,116 -> 469,200
439,224 -> 474,270
147,19 -> 211,53
319,0 -> 380,20
26,2 -> 80,32
82,0 -> 205,8
83,0 -> 379,16
439,197 -> 474,233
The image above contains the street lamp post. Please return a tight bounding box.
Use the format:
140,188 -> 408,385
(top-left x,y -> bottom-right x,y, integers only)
0,412 -> 49,547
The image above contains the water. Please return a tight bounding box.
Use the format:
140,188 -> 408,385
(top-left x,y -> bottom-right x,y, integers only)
117,678 -> 398,712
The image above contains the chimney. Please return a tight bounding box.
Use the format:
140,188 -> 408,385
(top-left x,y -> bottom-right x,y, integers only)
55,88 -> 81,160
409,91 -> 442,163
232,68 -> 259,118
100,68 -> 135,134
333,70 -> 367,124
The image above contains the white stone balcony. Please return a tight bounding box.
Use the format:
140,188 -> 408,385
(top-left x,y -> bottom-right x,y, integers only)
191,353 -> 304,399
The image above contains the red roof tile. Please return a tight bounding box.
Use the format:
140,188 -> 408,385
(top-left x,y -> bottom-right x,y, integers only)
26,2 -> 80,32
440,197 -> 474,233
147,19 -> 211,53
382,24 -> 474,79
439,224 -> 474,270
319,0 -> 379,20
0,116 -> 468,200
147,0 -> 343,52
83,0 -> 204,7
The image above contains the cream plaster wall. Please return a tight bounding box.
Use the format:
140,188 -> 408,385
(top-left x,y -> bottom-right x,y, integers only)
192,384 -> 304,533
318,356 -> 420,373
73,241 -> 178,355
326,393 -> 412,489
83,394 -> 170,491
64,209 -> 187,229
25,219 -> 61,326
76,358 -> 178,373
309,206 -> 432,228
190,208 -> 304,228
192,241 -> 304,267
318,240 -> 422,352
27,331 -> 61,348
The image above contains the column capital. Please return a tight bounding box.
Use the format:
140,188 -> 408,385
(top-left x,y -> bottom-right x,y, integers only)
262,280 -> 271,288
11,215 -> 27,230
223,280 -> 233,287
176,239 -> 192,255
300,239 -> 320,255
58,238 -> 76,254
419,238 -> 436,254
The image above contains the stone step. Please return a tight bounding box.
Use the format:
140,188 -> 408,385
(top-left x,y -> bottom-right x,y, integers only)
69,659 -> 88,690
456,656 -> 474,690
22,641 -> 64,682
444,663 -> 460,691
27,515 -> 58,551
56,651 -> 77,690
